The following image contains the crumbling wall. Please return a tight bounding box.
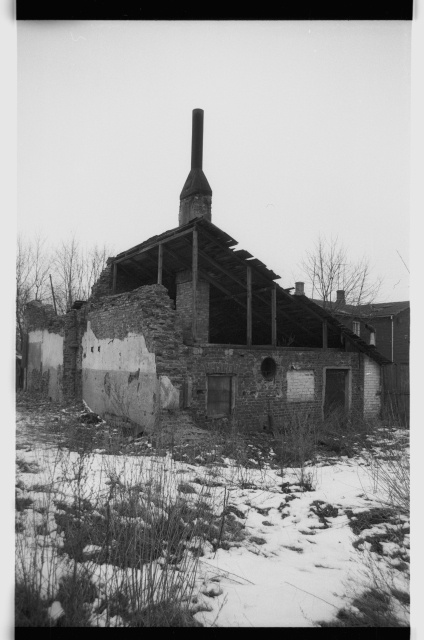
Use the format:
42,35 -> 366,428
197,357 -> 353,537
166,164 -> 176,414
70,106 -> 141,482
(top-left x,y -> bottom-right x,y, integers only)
90,259 -> 114,301
25,301 -> 64,401
181,345 -> 365,431
82,285 -> 187,433
62,308 -> 88,400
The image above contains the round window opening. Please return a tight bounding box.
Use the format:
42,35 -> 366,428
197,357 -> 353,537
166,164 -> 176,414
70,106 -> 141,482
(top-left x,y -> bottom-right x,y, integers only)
261,357 -> 277,381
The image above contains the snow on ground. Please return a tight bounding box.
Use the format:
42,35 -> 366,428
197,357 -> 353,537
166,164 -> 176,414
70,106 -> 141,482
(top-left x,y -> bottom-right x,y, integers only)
15,406 -> 410,627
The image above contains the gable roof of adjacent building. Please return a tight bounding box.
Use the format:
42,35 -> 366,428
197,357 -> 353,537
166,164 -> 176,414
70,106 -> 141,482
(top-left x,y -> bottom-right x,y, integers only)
312,299 -> 409,319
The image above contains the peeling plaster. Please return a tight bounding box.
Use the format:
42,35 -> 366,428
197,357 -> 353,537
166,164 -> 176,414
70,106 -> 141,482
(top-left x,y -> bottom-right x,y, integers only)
81,322 -> 180,433
160,376 -> 180,410
27,329 -> 64,401
82,323 -> 155,372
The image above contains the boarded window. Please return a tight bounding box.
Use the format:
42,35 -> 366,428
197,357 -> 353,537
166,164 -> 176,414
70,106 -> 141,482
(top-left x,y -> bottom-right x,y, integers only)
287,370 -> 315,402
207,376 -> 232,417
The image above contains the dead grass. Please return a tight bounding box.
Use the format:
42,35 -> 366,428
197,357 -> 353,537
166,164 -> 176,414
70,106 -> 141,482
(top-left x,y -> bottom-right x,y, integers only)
15,392 -> 409,628
319,588 -> 407,627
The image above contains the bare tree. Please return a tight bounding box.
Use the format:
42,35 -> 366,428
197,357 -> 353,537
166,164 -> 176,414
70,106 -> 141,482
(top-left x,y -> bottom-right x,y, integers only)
51,236 -> 111,313
16,235 -> 33,352
31,235 -> 51,301
299,236 -> 382,312
17,234 -> 112,349
16,234 -> 52,351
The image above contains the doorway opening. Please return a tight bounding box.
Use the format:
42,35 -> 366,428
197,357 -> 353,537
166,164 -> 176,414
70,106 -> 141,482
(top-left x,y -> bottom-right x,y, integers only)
323,368 -> 350,420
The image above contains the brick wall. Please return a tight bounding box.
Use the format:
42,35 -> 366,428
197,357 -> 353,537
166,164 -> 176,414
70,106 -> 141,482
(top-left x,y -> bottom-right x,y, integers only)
175,270 -> 209,343
179,194 -> 212,226
181,345 -> 365,431
80,284 -> 188,432
85,284 -> 186,382
90,259 -> 113,300
363,355 -> 381,416
24,287 -> 382,432
25,300 -> 64,335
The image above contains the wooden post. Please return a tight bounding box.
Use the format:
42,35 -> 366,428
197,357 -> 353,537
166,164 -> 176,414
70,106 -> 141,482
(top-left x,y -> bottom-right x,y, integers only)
322,319 -> 328,349
112,261 -> 117,294
157,244 -> 163,285
192,228 -> 198,342
271,283 -> 277,347
247,265 -> 252,347
49,274 -> 57,315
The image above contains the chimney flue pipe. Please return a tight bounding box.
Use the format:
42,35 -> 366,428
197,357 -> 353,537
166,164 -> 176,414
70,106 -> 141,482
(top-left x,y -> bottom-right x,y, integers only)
191,109 -> 204,170
336,290 -> 346,304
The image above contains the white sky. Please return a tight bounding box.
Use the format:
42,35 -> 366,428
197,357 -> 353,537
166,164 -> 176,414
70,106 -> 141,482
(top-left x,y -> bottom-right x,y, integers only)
17,21 -> 411,301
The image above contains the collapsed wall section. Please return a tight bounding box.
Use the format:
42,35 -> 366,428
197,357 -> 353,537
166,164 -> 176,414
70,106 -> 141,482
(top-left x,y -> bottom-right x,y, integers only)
82,285 -> 187,433
25,301 -> 65,401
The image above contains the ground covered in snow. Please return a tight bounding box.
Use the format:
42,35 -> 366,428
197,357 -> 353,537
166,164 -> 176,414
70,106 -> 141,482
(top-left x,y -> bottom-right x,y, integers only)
15,395 -> 410,627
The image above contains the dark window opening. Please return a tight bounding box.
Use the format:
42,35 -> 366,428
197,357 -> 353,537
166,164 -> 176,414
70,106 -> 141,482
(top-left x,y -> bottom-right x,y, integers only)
261,357 -> 277,381
207,375 -> 232,417
324,369 -> 349,420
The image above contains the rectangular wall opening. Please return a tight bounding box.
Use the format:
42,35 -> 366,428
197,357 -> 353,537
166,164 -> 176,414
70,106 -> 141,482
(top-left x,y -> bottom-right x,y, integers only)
323,368 -> 350,419
207,375 -> 232,417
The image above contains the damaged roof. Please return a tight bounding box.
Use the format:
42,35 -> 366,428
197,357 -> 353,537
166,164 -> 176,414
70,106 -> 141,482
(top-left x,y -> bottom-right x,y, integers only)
113,218 -> 391,366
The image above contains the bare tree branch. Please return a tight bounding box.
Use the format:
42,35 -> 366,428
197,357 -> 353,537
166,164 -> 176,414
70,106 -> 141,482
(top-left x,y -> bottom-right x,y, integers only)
299,236 -> 382,314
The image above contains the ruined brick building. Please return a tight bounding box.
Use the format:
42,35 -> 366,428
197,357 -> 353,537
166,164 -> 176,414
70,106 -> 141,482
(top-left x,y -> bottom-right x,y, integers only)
23,109 -> 392,434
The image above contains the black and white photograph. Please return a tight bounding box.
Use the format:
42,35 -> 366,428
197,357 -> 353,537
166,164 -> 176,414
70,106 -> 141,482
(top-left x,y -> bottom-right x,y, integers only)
9,8 -> 417,630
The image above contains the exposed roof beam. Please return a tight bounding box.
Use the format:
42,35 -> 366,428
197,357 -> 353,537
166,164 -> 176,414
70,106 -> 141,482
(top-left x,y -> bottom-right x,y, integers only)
165,244 -> 278,330
199,225 -> 281,281
114,226 -> 194,264
184,235 -> 315,340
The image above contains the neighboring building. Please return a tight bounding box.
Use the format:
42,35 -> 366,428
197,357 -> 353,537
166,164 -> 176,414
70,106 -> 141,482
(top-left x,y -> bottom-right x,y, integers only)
23,110 -> 392,434
313,293 -> 410,421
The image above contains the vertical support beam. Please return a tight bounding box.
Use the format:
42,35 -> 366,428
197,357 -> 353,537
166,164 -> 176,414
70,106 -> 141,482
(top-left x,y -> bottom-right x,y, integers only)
192,228 -> 198,342
322,318 -> 328,349
112,261 -> 117,294
157,243 -> 163,285
49,274 -> 58,315
247,265 -> 252,347
271,283 -> 277,347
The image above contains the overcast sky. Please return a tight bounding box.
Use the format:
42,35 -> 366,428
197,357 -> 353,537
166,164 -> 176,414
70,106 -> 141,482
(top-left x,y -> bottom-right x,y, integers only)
17,20 -> 411,302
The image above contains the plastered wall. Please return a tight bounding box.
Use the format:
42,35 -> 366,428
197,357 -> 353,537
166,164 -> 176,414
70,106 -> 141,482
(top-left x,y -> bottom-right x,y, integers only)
363,355 -> 381,417
81,323 -> 158,431
80,285 -> 183,433
27,329 -> 64,401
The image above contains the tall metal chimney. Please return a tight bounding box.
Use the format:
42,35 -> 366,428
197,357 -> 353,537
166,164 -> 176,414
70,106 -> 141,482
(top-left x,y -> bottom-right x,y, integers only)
179,109 -> 212,226
191,108 -> 204,170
